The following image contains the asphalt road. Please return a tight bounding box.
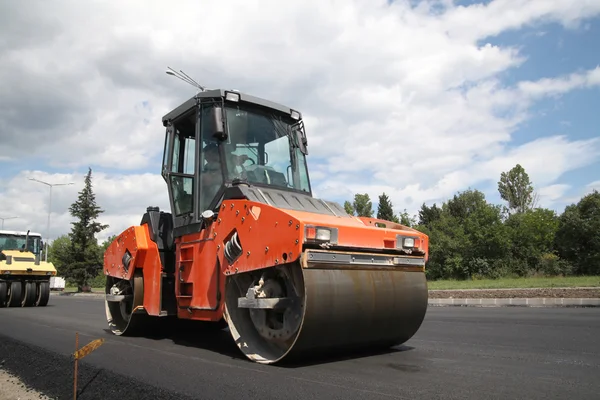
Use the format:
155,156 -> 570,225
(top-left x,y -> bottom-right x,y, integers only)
1,296 -> 599,400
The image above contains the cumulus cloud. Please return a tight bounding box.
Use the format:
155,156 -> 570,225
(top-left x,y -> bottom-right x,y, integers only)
0,170 -> 169,243
1,0 -> 600,240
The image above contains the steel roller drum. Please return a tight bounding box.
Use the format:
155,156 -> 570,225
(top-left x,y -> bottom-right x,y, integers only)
224,250 -> 429,364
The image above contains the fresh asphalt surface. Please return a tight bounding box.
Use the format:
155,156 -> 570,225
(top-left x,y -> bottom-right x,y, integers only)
1,296 -> 599,400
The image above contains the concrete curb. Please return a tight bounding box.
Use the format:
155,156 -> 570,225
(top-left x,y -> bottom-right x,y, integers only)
50,292 -> 105,299
428,298 -> 600,307
50,292 -> 600,307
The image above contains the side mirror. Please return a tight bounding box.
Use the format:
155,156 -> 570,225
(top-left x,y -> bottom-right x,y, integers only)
294,128 -> 308,155
211,107 -> 227,141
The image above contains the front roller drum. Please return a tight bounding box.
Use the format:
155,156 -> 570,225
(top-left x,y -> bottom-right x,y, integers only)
223,260 -> 428,364
105,273 -> 147,336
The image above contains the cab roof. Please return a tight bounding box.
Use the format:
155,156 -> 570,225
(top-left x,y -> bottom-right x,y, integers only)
161,89 -> 300,126
0,230 -> 43,237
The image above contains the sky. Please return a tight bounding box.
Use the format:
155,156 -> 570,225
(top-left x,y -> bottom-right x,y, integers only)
0,0 -> 599,243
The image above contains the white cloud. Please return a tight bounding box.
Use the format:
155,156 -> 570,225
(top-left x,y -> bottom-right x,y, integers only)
536,184 -> 571,207
586,180 -> 600,192
1,0 -> 600,237
0,170 -> 169,243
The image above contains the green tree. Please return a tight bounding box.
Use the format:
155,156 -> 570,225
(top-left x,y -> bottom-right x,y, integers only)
343,200 -> 355,215
398,208 -> 416,227
418,203 -> 442,227
505,208 -> 561,273
353,193 -> 373,217
422,189 -> 511,280
377,192 -> 398,222
555,190 -> 600,275
47,235 -> 72,276
498,164 -> 536,214
64,168 -> 109,291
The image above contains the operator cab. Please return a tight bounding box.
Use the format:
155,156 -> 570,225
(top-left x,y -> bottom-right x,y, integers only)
161,89 -> 311,235
0,230 -> 43,259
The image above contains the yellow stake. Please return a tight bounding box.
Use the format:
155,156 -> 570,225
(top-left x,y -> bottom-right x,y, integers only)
73,333 -> 105,399
73,338 -> 105,360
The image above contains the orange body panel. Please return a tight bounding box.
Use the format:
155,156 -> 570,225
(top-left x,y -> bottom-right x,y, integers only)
104,199 -> 429,323
214,200 -> 305,276
174,227 -> 225,321
283,210 -> 429,258
103,225 -> 163,316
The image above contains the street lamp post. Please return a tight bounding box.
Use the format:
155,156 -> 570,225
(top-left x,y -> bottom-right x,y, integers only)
0,216 -> 18,230
29,178 -> 74,261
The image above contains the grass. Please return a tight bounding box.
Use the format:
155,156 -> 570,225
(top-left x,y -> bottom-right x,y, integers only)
427,276 -> 600,290
63,286 -> 104,293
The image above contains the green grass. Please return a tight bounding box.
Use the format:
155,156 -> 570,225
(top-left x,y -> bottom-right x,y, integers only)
63,286 -> 104,293
427,276 -> 600,290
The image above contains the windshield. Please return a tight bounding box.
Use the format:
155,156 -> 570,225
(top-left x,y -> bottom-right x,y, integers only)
0,233 -> 42,255
220,104 -> 311,193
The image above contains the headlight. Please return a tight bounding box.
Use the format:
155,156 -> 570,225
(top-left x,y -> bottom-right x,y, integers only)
396,235 -> 418,249
305,225 -> 338,244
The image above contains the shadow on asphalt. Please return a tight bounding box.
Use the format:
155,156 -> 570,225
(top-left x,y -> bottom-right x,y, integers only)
101,317 -> 414,367
103,318 -> 246,361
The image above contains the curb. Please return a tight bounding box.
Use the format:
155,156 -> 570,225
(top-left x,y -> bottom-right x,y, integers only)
50,292 -> 105,299
428,286 -> 600,292
50,292 -> 600,307
428,298 -> 600,307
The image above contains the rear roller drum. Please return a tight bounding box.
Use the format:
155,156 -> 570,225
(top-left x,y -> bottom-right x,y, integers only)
21,282 -> 37,307
35,281 -> 50,307
105,273 -> 149,336
7,281 -> 22,308
0,281 -> 7,308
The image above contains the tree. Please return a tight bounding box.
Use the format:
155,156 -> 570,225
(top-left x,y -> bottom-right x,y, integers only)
353,193 -> 373,217
47,235 -> 72,276
498,164 -> 536,214
63,168 -> 109,291
505,208 -> 561,273
343,200 -> 355,215
555,190 -> 600,275
377,192 -> 398,222
398,209 -> 416,227
418,203 -> 442,227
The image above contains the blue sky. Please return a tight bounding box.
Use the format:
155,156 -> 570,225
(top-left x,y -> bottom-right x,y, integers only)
1,0 -> 599,241
480,18 -> 600,207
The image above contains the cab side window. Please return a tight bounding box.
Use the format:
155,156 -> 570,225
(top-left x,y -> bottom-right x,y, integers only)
169,112 -> 196,216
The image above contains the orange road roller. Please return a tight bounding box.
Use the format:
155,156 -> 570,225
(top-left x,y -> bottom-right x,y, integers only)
103,85 -> 429,364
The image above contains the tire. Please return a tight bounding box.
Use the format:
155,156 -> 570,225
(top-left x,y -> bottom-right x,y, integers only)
22,282 -> 37,307
7,281 -> 22,307
0,281 -> 7,308
36,281 -> 50,307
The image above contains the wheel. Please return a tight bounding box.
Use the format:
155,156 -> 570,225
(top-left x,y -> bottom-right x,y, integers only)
224,263 -> 305,364
35,281 -> 50,307
105,273 -> 146,336
21,282 -> 37,307
7,281 -> 22,307
0,281 -> 7,308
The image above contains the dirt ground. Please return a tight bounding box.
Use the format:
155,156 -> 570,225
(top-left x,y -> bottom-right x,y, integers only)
428,287 -> 600,299
0,368 -> 53,400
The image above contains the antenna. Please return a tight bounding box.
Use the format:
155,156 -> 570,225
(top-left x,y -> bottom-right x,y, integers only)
165,66 -> 206,92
